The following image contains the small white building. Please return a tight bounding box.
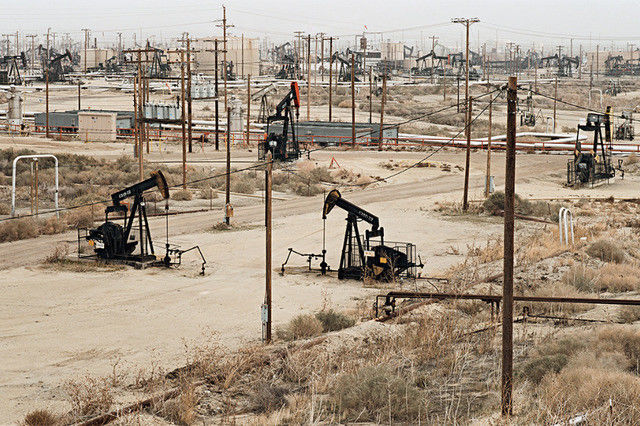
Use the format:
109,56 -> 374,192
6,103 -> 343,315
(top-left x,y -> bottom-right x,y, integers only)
78,111 -> 117,142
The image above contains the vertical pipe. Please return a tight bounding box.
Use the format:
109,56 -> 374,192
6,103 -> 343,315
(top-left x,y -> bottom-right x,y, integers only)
265,151 -> 273,343
246,74 -> 251,145
34,159 -> 38,217
225,108 -> 231,225
462,96 -> 473,210
180,50 -> 186,189
502,76 -> 517,417
351,53 -> 355,147
215,40 -> 219,151
378,74 -> 386,150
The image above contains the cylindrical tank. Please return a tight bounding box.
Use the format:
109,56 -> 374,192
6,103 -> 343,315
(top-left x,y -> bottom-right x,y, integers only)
7,86 -> 23,126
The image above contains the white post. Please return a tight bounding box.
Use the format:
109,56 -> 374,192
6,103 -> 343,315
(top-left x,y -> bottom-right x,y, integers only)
12,154 -> 59,217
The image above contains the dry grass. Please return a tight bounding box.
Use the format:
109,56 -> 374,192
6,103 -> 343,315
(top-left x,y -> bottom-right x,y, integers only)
314,310 -> 356,332
22,409 -> 63,426
64,376 -> 114,417
617,306 -> 640,323
587,239 -> 626,263
275,314 -> 323,341
532,282 -> 591,314
171,189 -> 193,201
158,381 -> 199,425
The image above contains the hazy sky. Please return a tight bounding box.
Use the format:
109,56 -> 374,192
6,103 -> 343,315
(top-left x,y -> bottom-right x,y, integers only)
3,0 -> 640,50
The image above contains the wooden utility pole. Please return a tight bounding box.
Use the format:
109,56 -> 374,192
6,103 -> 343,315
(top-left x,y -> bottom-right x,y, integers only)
351,53 -> 356,147
225,108 -> 232,225
241,33 -> 244,78
137,53 -> 144,180
45,68 -> 49,138
133,66 -> 139,159
579,44 -> 582,79
369,69 -> 372,123
485,91 -> 493,197
452,18 -> 479,118
264,151 -> 273,343
378,74 -> 386,150
187,36 -> 193,153
462,96 -> 473,210
246,75 -> 251,145
307,35 -> 311,120
502,75 -> 517,417
553,76 -> 558,133
215,39 -> 220,151
180,50 -> 187,189
77,80 -> 81,110
596,44 -> 599,78
328,37 -> 333,122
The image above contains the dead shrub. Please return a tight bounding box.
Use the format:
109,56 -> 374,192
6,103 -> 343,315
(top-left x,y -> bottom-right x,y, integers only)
45,244 -> 69,263
39,216 -> 67,235
596,326 -> 640,367
275,314 -> 323,341
533,282 -> 591,313
617,306 -> 640,324
537,364 -> 640,424
562,263 -> 599,293
22,409 -> 62,426
0,202 -> 9,215
315,309 -> 356,332
171,189 -> 193,201
518,336 -> 586,383
159,381 -> 199,425
587,239 -> 626,263
247,380 -> 290,413
330,365 -> 423,423
597,263 -> 640,292
64,376 -> 114,417
0,218 -> 39,242
64,207 -> 94,228
199,187 -> 218,199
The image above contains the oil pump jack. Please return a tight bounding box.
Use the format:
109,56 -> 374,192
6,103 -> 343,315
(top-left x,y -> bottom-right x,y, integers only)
259,81 -> 301,161
567,109 -> 624,186
323,189 -> 421,281
85,170 -> 206,272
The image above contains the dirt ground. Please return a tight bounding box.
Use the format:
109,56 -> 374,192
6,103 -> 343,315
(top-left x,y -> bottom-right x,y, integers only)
3,80 -> 640,422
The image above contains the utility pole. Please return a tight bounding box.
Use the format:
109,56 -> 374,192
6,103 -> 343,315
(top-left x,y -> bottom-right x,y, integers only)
328,37 -> 333,122
264,151 -> 273,343
241,33 -> 244,78
307,35 -> 311,121
502,75 -> 517,417
246,74 -> 251,145
378,74 -> 386,150
369,69 -> 372,123
216,6 -> 234,111
187,36 -> 193,153
579,44 -> 582,79
180,50 -> 187,189
596,44 -> 600,78
215,39 -> 220,150
351,53 -> 355,147
45,67 -> 49,138
225,108 -> 232,225
320,34 -> 326,82
462,96 -> 473,210
78,80 -> 81,110
82,29 -> 90,72
553,76 -> 558,133
430,35 -> 438,84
